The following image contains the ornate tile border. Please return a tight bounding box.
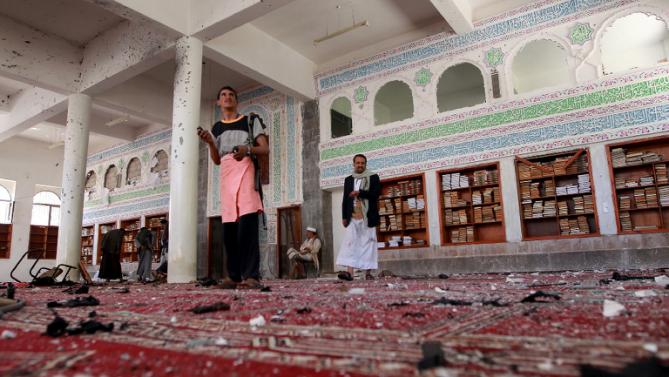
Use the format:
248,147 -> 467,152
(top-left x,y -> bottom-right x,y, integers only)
86,129 -> 171,165
320,102 -> 669,187
320,68 -> 669,162
83,196 -> 170,224
315,0 -> 635,94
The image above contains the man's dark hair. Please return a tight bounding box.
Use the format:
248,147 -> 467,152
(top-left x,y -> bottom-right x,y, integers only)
353,154 -> 367,163
217,86 -> 238,100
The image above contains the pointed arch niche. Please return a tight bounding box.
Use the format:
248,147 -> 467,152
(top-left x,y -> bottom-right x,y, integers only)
374,81 -> 414,126
330,97 -> 352,138
436,63 -> 486,113
601,12 -> 669,75
512,39 -> 571,95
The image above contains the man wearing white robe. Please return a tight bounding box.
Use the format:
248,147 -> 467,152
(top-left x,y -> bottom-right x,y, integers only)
336,154 -> 381,281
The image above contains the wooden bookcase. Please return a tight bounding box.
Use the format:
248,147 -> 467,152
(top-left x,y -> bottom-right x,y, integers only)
516,149 -> 598,239
0,223 -> 11,258
607,137 -> 669,233
28,225 -> 58,259
376,174 -> 428,249
80,225 -> 95,265
97,222 -> 117,264
438,163 -> 505,245
146,214 -> 167,262
120,218 -> 141,262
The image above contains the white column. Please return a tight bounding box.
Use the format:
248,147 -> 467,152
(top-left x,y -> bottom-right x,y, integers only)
424,170 -> 442,245
167,36 -> 203,283
56,93 -> 92,276
500,157 -> 523,242
589,143 -> 618,235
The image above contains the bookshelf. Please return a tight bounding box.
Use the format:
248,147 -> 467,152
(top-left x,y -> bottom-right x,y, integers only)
97,222 -> 117,264
80,225 -> 95,265
438,163 -> 505,245
516,149 -> 598,239
608,137 -> 669,233
28,225 -> 58,259
376,174 -> 428,249
146,214 -> 167,262
0,223 -> 11,258
120,218 -> 141,262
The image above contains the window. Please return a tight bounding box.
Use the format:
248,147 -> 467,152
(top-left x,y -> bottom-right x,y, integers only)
374,81 -> 414,126
151,150 -> 168,174
437,63 -> 486,113
0,185 -> 12,224
104,165 -> 120,191
601,13 -> 669,75
330,97 -> 352,138
126,157 -> 141,185
31,191 -> 60,226
512,39 -> 571,94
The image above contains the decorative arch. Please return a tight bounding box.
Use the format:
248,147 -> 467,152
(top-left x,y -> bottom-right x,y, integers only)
436,62 -> 486,113
31,191 -> 60,226
151,150 -> 169,175
600,12 -> 669,75
510,37 -> 573,95
330,96 -> 353,138
374,80 -> 414,126
104,165 -> 120,191
126,157 -> 142,185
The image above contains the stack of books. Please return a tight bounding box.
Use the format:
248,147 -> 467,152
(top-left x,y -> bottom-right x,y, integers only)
543,200 -> 556,217
573,196 -> 585,214
578,174 -> 591,193
557,200 -> 569,216
544,180 -> 556,197
619,211 -> 632,231
522,203 -> 533,219
416,195 -> 425,210
473,207 -> 482,223
633,189 -> 647,208
532,200 -> 544,218
639,176 -> 654,187
611,148 -> 626,167
619,194 -> 632,210
584,194 -> 594,213
518,165 -> 532,180
646,187 -> 658,207
530,182 -> 541,198
659,185 -> 669,206
493,205 -> 503,221
450,226 -> 474,243
520,181 -> 532,199
655,164 -> 668,184
472,191 -> 482,205
405,212 -> 423,229
483,188 -> 495,204
442,173 -> 469,190
444,191 -> 467,208
472,169 -> 498,186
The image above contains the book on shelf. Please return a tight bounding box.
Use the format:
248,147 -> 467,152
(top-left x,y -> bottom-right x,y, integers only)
659,185 -> 669,206
655,163 -> 668,184
612,147 -> 664,167
619,211 -> 632,231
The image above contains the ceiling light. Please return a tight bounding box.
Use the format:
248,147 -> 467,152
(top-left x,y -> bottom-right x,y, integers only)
314,20 -> 369,45
106,115 -> 129,127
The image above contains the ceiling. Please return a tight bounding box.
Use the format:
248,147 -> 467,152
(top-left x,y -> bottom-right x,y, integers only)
142,58 -> 259,100
252,0 -> 450,65
19,122 -> 125,154
0,0 -> 124,47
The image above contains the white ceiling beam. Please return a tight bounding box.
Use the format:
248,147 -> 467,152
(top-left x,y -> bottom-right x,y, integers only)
93,76 -> 174,126
190,0 -> 296,41
78,20 -> 176,95
0,14 -> 81,94
205,24 -> 316,101
82,0 -> 190,37
0,87 -> 67,142
429,0 -> 474,34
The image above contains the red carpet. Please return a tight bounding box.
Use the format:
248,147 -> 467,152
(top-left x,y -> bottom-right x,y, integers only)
1,270 -> 668,376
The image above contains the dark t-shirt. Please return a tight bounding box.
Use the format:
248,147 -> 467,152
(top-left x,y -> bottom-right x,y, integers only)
211,115 -> 265,156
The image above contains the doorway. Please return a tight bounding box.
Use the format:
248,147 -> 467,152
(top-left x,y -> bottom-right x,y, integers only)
277,206 -> 301,279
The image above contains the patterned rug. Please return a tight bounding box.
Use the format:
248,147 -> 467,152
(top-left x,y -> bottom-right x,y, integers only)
1,270 -> 668,376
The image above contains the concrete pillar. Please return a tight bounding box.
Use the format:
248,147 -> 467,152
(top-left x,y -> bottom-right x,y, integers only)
56,93 -> 92,276
424,170 -> 442,245
500,157 -> 523,242
589,143 -> 618,235
167,36 -> 203,283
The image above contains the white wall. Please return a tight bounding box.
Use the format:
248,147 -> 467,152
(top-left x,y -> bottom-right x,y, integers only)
0,137 -> 64,282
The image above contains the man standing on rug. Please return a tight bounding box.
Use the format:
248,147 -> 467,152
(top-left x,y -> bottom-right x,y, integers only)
337,154 -> 380,281
286,226 -> 321,279
197,86 -> 268,289
155,219 -> 169,277
98,228 -> 125,282
135,226 -> 154,283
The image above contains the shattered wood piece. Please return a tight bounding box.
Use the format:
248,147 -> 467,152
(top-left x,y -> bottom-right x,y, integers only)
432,297 -> 472,306
417,341 -> 448,370
190,302 -> 231,314
296,307 -> 312,314
47,295 -> 100,308
520,291 -> 561,303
